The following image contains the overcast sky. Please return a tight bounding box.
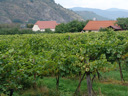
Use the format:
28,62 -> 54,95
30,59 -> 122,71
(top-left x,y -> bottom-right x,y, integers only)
54,0 -> 128,10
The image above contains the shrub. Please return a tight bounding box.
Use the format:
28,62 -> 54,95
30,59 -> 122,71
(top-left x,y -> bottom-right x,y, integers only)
45,28 -> 53,33
26,24 -> 34,28
0,28 -> 36,35
99,28 -> 108,32
55,20 -> 89,33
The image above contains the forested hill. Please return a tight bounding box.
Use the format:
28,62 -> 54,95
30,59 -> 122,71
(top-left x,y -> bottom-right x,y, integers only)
0,0 -> 83,24
75,11 -> 109,21
70,7 -> 128,20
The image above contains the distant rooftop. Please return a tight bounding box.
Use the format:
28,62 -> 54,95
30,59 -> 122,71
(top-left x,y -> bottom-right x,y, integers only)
83,20 -> 120,31
35,21 -> 58,29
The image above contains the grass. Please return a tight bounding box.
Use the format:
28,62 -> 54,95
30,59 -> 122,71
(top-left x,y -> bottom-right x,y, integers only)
2,70 -> 128,96
101,69 -> 128,81
20,70 -> 128,96
40,76 -> 128,96
93,81 -> 128,96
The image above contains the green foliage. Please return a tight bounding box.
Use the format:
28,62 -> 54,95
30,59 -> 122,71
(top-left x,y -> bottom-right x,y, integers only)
116,18 -> 128,30
67,20 -> 84,32
55,20 -> 89,33
45,28 -> 53,33
0,31 -> 128,95
55,23 -> 68,33
0,28 -> 39,35
0,23 -> 20,29
26,24 -> 34,28
99,28 -> 108,32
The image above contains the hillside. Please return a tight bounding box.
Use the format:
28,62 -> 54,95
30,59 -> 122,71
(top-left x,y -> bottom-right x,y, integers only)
70,7 -> 128,20
75,11 -> 109,20
0,0 -> 83,24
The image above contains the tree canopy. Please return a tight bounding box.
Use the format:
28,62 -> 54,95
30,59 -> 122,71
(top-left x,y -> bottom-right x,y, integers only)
55,20 -> 89,33
116,18 -> 128,30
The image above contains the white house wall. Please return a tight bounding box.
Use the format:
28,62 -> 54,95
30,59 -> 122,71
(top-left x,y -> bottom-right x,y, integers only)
40,29 -> 45,31
85,30 -> 99,32
51,29 -> 55,31
32,25 -> 40,31
41,29 -> 55,31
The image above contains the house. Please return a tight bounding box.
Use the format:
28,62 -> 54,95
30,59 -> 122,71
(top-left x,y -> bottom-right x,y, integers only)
107,25 -> 122,31
83,21 -> 122,32
32,21 -> 58,31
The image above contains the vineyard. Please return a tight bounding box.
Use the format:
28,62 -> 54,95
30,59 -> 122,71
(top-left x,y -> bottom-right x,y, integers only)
0,30 -> 128,96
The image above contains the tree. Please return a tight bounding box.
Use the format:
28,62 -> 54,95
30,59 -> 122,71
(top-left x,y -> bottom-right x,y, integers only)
45,28 -> 52,33
99,28 -> 108,32
26,24 -> 34,28
116,18 -> 128,30
55,20 -> 89,33
67,20 -> 89,32
55,23 -> 68,33
67,20 -> 81,32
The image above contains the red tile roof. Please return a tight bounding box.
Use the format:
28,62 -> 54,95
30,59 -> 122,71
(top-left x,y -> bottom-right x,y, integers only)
108,26 -> 122,30
35,21 -> 58,29
83,21 -> 118,31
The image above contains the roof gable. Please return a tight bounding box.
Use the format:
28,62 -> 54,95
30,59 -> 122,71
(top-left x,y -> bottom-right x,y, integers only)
108,26 -> 122,30
35,21 -> 58,29
83,21 -> 118,31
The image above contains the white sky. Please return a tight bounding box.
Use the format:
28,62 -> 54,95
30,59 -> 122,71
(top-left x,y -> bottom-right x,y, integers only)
54,0 -> 128,10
